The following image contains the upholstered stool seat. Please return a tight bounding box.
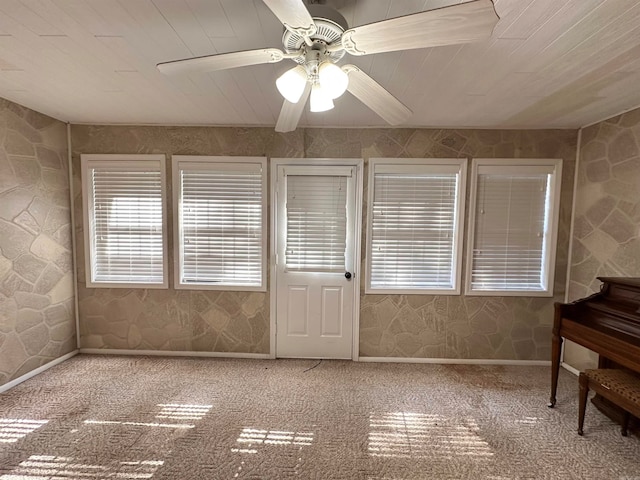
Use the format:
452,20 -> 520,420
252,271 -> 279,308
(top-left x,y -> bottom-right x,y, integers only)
578,368 -> 640,436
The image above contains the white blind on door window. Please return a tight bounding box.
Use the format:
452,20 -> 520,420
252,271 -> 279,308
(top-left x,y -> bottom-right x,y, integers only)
179,163 -> 263,286
470,168 -> 552,291
370,172 -> 458,289
90,167 -> 164,284
286,175 -> 347,271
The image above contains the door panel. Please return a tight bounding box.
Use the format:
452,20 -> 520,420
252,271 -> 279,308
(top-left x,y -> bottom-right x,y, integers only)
286,286 -> 309,335
275,163 -> 361,359
321,287 -> 343,337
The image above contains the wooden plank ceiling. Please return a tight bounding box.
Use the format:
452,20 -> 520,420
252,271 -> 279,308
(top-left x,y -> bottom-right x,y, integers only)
0,0 -> 639,129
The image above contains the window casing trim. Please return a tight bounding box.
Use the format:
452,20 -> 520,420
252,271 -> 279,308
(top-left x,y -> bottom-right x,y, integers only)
365,157 -> 467,295
81,154 -> 169,289
172,155 -> 268,292
464,158 -> 563,297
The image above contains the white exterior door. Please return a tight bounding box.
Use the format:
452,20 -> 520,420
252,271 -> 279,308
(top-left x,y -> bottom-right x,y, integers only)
273,161 -> 362,359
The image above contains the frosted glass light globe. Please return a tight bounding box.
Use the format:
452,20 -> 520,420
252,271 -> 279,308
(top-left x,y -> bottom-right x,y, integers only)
310,84 -> 334,112
276,65 -> 308,104
318,62 -> 349,99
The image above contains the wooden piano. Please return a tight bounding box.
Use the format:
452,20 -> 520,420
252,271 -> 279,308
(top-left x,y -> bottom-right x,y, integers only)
549,277 -> 640,408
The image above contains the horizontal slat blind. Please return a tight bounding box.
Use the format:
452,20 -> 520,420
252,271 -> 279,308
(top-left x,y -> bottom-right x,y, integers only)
286,175 -> 347,271
370,172 -> 458,289
470,172 -> 551,291
90,166 -> 164,284
179,164 -> 263,286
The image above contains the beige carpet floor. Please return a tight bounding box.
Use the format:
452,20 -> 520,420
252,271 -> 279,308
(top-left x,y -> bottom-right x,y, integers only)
0,355 -> 639,479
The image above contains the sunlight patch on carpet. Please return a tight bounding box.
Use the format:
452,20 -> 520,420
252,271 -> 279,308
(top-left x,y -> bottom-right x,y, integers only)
155,404 -> 212,421
0,455 -> 163,479
84,419 -> 194,429
0,419 -> 48,444
232,427 -> 314,453
368,412 -> 494,459
515,416 -> 539,425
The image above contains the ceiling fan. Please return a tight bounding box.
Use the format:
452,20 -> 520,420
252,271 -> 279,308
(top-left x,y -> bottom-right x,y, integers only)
157,0 -> 499,132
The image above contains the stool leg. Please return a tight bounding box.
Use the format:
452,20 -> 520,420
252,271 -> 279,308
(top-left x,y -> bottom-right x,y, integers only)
621,411 -> 630,437
578,372 -> 589,436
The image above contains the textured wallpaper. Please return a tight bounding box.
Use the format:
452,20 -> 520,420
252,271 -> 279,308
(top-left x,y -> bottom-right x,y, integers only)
71,126 -> 303,354
564,107 -> 640,369
304,129 -> 577,360
0,99 -> 75,387
71,125 -> 577,360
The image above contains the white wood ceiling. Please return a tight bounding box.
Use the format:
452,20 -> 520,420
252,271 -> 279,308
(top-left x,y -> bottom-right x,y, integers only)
0,0 -> 639,129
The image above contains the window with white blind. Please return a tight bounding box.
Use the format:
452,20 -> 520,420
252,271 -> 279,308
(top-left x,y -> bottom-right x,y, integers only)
285,173 -> 349,272
173,156 -> 267,291
81,154 -> 168,288
466,158 -> 562,296
366,159 -> 467,294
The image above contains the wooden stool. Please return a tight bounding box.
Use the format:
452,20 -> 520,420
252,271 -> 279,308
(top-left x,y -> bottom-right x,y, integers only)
578,369 -> 640,436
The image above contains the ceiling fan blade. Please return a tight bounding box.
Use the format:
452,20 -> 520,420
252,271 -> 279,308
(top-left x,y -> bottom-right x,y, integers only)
275,83 -> 311,133
342,65 -> 412,125
262,0 -> 317,38
157,48 -> 285,75
342,0 -> 498,56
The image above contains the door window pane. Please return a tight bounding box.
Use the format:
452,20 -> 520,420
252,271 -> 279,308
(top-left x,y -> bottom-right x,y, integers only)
286,175 -> 348,272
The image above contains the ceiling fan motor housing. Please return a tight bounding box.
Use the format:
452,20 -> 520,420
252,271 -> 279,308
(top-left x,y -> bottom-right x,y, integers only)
282,5 -> 348,64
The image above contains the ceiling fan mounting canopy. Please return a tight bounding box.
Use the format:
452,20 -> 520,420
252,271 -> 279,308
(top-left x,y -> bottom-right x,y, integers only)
282,5 -> 349,64
156,0 -> 499,132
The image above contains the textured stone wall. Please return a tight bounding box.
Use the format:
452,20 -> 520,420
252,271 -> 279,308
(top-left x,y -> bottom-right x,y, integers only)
71,125 -> 576,360
565,107 -> 640,369
303,129 -> 576,360
71,126 -> 304,354
0,98 -> 75,387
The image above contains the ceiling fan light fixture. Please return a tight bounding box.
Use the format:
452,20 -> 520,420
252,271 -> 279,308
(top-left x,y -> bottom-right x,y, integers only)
158,0 -> 499,132
276,65 -> 308,103
318,62 -> 349,99
310,83 -> 334,112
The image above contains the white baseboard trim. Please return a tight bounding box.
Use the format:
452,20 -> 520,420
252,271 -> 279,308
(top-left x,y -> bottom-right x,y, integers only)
358,356 -> 551,366
0,350 -> 79,393
79,348 -> 271,360
561,362 -> 580,376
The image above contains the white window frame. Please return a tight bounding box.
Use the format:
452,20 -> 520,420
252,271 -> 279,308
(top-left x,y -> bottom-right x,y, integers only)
365,158 -> 467,295
465,158 -> 563,297
81,154 -> 168,289
172,155 -> 267,292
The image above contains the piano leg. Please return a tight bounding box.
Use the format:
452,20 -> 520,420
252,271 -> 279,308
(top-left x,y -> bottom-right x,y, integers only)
549,332 -> 563,407
622,411 -> 630,436
578,372 -> 588,435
